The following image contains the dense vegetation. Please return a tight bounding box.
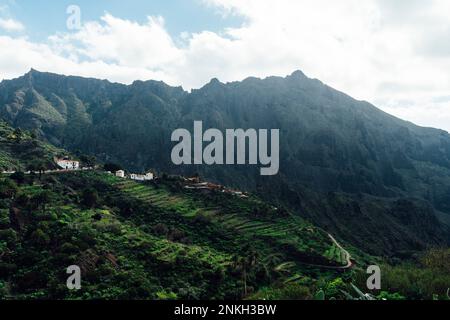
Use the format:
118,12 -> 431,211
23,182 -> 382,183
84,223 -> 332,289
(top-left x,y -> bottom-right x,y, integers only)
0,170 -> 448,300
0,121 -> 64,172
0,70 -> 449,256
0,170 -> 352,299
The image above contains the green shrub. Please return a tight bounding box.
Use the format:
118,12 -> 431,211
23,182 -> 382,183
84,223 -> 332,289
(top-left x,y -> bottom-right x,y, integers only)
377,291 -> 406,300
30,228 -> 50,245
0,179 -> 18,199
156,290 -> 178,300
0,228 -> 17,245
324,277 -> 347,298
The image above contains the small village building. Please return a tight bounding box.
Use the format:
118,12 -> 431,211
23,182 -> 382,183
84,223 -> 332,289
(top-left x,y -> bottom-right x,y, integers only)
186,176 -> 201,183
56,158 -> 80,170
115,170 -> 125,178
130,171 -> 154,181
1,170 -> 16,174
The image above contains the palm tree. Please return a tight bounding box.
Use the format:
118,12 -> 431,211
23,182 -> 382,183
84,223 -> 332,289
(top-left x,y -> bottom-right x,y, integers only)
273,261 -> 296,275
28,160 -> 47,179
258,253 -> 284,281
234,246 -> 259,297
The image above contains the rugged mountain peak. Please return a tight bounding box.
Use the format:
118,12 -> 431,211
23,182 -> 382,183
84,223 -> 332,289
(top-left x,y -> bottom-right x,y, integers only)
290,70 -> 307,78
24,68 -> 44,81
207,77 -> 223,86
27,68 -> 40,74
194,77 -> 226,94
17,68 -> 56,89
22,68 -> 38,88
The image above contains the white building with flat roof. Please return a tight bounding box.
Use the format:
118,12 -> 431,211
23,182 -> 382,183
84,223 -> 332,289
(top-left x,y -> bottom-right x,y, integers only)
115,170 -> 125,178
130,171 -> 154,181
56,158 -> 80,170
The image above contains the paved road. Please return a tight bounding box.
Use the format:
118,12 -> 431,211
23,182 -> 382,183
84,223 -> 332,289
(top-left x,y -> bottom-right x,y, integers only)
2,168 -> 93,175
327,233 -> 353,269
294,233 -> 353,271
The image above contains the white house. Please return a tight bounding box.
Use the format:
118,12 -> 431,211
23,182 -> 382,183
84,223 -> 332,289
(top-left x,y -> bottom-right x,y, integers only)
56,158 -> 80,170
115,170 -> 125,178
130,171 -> 154,181
1,170 -> 15,174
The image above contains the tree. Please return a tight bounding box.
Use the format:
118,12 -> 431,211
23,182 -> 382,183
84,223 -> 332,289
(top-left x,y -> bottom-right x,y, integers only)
103,163 -> 122,172
31,228 -> 50,245
33,190 -> 52,212
152,223 -> 169,236
15,193 -> 31,207
233,245 -> 259,297
421,248 -> 450,274
10,172 -> 26,185
28,160 -> 47,179
80,155 -> 96,168
13,128 -> 22,141
256,253 -> 283,281
82,188 -> 98,208
0,179 -> 18,199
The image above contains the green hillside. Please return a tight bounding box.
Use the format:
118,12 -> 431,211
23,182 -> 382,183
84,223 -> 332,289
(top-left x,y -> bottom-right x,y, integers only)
0,170 -> 351,299
0,121 -> 64,172
1,170 -> 449,300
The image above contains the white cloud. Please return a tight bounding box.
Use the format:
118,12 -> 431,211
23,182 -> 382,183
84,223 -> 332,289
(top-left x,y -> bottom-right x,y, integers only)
197,0 -> 450,132
0,35 -> 167,84
383,100 -> 450,134
50,14 -> 182,69
0,17 -> 24,32
1,1 -> 450,132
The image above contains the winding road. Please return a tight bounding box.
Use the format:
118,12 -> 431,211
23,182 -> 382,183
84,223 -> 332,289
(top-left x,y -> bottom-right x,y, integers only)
327,233 -> 353,269
294,233 -> 353,271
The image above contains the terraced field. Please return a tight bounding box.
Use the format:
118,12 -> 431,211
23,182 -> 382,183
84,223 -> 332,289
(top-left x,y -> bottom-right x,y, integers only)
106,175 -> 347,268
1,169 -> 356,300
64,204 -> 232,267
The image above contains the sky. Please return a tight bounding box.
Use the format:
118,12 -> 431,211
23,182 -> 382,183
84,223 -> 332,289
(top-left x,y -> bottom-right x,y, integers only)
0,0 -> 450,132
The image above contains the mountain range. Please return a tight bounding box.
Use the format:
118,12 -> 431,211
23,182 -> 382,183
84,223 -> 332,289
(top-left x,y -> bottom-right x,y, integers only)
1,69 -> 449,256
